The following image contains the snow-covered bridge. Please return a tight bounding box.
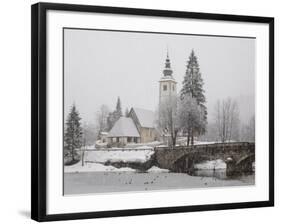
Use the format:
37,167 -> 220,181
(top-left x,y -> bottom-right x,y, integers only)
154,142 -> 255,176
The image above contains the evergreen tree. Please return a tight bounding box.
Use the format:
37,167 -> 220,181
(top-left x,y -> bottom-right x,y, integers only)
180,50 -> 207,144
115,96 -> 122,118
107,97 -> 123,131
64,104 -> 83,161
106,112 -> 115,131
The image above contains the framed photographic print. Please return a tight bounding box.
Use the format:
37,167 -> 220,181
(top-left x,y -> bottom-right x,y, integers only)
31,2 -> 274,222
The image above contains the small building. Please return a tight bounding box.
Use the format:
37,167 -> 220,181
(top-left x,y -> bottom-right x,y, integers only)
128,107 -> 158,143
107,117 -> 140,146
99,132 -> 108,143
106,107 -> 159,147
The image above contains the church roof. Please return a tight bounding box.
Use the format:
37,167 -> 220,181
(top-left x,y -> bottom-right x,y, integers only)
108,117 -> 140,137
159,76 -> 177,83
163,51 -> 173,77
131,107 -> 155,128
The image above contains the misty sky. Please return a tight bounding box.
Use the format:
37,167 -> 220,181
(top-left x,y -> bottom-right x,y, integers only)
64,28 -> 255,124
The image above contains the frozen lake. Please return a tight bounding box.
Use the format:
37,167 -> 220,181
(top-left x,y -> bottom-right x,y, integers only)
64,170 -> 255,195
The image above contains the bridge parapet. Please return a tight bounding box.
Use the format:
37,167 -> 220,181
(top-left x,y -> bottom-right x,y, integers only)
154,142 -> 255,175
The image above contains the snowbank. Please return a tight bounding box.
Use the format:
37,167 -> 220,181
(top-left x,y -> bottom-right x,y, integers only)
126,141 -> 161,148
85,149 -> 155,163
194,141 -> 218,145
134,145 -> 153,150
147,166 -> 170,173
95,140 -> 108,149
194,159 -> 226,170
86,144 -> 96,150
64,161 -> 135,173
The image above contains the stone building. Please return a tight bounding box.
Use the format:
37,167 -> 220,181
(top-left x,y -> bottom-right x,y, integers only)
128,107 -> 158,143
107,107 -> 158,146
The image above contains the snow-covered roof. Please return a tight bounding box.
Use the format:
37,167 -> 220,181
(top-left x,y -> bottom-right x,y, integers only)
108,117 -> 140,137
132,107 -> 155,128
100,132 -> 108,135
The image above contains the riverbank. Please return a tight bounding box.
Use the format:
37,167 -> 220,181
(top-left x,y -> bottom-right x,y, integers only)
64,171 -> 255,195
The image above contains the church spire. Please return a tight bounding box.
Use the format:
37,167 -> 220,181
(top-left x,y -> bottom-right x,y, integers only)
163,49 -> 173,77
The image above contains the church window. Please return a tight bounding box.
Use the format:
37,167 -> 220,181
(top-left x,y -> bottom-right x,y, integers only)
163,85 -> 167,91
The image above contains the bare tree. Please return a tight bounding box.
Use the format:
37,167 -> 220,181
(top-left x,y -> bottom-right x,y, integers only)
158,96 -> 179,148
82,122 -> 98,146
228,100 -> 240,141
96,104 -> 110,134
240,115 -> 255,142
178,94 -> 206,145
214,98 -> 240,143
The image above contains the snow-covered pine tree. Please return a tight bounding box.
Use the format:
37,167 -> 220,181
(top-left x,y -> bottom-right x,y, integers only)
115,96 -> 122,118
180,50 -> 207,144
107,97 -> 123,131
64,104 -> 83,162
178,95 -> 203,146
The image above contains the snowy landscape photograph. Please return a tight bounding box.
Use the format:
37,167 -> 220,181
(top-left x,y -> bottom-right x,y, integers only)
63,28 -> 255,195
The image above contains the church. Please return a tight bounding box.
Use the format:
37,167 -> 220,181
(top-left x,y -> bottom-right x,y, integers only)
106,52 -> 177,147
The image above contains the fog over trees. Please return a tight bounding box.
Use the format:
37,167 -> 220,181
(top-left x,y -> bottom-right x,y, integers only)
240,115 -> 255,142
106,97 -> 123,131
75,49 -> 255,147
82,122 -> 98,146
96,104 -> 110,134
214,98 -> 240,143
158,96 -> 179,148
199,98 -> 254,143
64,29 -> 255,125
63,30 -> 255,147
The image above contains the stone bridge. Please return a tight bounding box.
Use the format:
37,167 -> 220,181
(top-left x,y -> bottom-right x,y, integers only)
154,142 -> 255,176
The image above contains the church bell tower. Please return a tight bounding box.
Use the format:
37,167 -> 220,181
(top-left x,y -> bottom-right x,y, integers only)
159,51 -> 177,105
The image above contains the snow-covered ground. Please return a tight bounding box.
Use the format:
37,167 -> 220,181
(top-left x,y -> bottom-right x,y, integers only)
147,166 -> 170,173
175,137 -> 218,146
194,159 -> 226,170
85,149 -> 154,163
193,141 -> 219,145
64,161 -> 135,173
126,141 -> 161,148
88,140 -> 228,151
65,148 -> 158,173
155,140 -> 221,148
94,140 -> 107,149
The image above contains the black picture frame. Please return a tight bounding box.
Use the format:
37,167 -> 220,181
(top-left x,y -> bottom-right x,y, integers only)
31,2 -> 274,222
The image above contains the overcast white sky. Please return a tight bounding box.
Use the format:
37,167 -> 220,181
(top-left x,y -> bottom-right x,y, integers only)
64,29 -> 255,124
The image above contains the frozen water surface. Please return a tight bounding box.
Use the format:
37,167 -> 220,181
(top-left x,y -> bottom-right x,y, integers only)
64,171 -> 254,195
